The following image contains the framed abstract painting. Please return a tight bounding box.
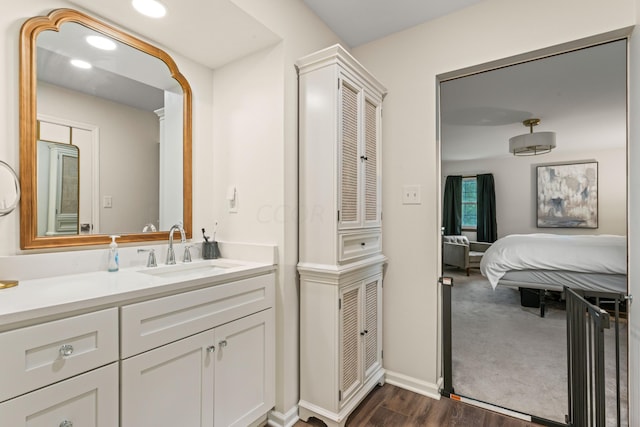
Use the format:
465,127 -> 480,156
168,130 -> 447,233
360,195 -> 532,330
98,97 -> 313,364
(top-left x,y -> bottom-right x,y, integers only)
536,161 -> 598,228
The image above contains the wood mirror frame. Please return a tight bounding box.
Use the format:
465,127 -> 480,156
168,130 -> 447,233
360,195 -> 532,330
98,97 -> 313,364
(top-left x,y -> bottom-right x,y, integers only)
19,9 -> 192,249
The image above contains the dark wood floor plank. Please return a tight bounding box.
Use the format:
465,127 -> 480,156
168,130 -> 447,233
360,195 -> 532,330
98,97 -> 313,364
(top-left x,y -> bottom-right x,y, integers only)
294,384 -> 545,427
354,406 -> 409,427
381,385 -> 429,417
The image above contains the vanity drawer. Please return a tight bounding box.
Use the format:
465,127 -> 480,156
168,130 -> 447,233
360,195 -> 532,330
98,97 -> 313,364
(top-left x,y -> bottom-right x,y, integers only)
0,308 -> 118,402
338,231 -> 382,263
120,273 -> 275,358
0,362 -> 119,426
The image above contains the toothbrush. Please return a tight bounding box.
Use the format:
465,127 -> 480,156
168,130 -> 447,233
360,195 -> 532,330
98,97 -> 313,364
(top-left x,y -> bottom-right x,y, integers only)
213,221 -> 218,241
202,228 -> 209,242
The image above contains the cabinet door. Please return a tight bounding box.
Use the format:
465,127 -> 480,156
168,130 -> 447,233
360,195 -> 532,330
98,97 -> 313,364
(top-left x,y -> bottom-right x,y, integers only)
214,309 -> 275,427
362,93 -> 382,228
363,276 -> 383,380
121,331 -> 215,427
338,76 -> 382,231
0,363 -> 118,426
339,282 -> 363,406
338,76 -> 362,230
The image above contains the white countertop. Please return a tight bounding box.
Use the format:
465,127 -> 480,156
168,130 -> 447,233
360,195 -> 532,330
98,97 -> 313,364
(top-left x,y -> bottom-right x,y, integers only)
0,258 -> 275,329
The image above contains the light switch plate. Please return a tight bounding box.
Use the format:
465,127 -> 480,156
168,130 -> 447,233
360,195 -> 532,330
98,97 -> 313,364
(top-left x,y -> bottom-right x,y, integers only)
103,195 -> 113,208
402,185 -> 421,205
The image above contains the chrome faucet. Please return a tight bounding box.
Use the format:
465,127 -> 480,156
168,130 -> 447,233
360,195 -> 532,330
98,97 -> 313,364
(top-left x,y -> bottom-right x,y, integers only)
166,223 -> 186,265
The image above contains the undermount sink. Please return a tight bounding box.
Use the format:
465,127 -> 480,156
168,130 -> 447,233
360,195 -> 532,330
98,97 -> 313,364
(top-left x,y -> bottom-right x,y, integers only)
139,259 -> 243,279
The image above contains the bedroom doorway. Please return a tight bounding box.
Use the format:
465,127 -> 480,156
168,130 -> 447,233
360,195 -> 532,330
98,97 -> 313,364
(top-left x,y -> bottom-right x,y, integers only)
438,38 -> 629,426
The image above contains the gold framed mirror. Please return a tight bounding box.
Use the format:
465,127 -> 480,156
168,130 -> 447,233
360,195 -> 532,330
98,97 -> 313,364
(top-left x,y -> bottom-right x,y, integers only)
20,9 -> 192,249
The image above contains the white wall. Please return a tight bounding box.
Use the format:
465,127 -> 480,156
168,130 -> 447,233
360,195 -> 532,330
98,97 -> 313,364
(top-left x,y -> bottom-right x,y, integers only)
442,147 -> 626,238
353,0 -> 637,409
214,0 -> 345,421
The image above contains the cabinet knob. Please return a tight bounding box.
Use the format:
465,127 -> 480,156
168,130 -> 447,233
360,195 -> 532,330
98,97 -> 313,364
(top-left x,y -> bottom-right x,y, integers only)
60,420 -> 73,427
360,331 -> 365,336
59,344 -> 74,357
218,340 -> 228,348
206,345 -> 216,353
360,155 -> 368,161
361,242 -> 366,247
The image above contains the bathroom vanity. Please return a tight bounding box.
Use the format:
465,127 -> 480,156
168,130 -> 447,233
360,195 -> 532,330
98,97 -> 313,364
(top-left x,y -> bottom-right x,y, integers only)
0,259 -> 275,427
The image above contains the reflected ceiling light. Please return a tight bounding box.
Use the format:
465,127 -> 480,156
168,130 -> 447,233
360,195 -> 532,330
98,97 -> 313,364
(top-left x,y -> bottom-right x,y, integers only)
132,0 -> 167,18
70,59 -> 92,69
86,35 -> 116,51
508,118 -> 556,156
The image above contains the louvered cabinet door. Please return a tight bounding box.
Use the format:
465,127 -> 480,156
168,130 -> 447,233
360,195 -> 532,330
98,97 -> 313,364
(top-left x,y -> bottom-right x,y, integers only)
338,77 -> 362,230
339,282 -> 363,406
363,276 -> 382,381
362,94 -> 382,228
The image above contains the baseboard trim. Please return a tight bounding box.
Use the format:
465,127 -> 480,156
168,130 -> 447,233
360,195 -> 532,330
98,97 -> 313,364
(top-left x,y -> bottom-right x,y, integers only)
384,370 -> 442,400
267,406 -> 299,427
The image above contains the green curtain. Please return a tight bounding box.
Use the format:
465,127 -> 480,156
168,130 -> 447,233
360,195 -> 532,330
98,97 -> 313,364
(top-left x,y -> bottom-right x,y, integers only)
442,175 -> 462,235
477,173 -> 497,242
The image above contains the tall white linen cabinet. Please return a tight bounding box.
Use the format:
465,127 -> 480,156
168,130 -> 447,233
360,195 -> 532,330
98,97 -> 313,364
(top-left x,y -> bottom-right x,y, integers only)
296,44 -> 387,427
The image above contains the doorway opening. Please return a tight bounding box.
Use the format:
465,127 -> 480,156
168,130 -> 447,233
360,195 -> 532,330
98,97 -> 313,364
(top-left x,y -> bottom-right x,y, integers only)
438,38 -> 629,426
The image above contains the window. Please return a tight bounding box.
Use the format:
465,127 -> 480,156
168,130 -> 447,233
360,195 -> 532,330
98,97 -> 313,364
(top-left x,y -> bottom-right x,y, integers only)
461,177 -> 477,229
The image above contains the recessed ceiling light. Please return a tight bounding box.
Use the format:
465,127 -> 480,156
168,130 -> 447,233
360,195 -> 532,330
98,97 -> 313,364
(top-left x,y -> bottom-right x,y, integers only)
70,59 -> 92,69
132,0 -> 167,18
86,35 -> 117,51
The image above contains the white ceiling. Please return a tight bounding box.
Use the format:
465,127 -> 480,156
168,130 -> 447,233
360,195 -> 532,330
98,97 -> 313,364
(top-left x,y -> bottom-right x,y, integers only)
68,0 -> 281,69
440,40 -> 627,161
302,0 -> 484,47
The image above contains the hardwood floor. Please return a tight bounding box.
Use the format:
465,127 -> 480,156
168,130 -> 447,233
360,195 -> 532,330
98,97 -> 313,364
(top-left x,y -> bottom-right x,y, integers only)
294,384 -> 544,427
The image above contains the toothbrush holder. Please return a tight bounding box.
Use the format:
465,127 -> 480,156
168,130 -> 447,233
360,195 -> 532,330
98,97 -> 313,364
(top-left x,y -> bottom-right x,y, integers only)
203,241 -> 220,259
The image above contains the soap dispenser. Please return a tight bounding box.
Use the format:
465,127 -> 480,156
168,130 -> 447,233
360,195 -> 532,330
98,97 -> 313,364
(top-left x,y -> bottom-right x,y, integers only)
108,235 -> 120,272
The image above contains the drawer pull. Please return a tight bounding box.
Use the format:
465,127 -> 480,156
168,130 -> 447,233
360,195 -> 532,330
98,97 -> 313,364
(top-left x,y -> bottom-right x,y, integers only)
60,420 -> 73,427
206,345 -> 216,353
59,344 -> 74,357
218,340 -> 228,348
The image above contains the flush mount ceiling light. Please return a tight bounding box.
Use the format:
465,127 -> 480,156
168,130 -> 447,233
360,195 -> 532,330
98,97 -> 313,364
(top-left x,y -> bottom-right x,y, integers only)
132,0 -> 167,18
508,118 -> 556,156
86,35 -> 117,51
70,59 -> 92,69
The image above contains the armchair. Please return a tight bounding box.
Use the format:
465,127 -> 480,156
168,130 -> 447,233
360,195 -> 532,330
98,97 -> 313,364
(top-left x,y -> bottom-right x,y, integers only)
443,235 -> 492,276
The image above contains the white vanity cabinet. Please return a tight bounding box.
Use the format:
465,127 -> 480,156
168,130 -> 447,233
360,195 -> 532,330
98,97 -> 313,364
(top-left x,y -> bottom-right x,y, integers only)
120,273 -> 275,427
297,44 -> 386,427
0,264 -> 276,427
0,308 -> 119,426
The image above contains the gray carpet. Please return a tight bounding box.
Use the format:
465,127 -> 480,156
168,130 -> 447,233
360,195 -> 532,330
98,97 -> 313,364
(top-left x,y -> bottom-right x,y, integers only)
450,270 -> 628,425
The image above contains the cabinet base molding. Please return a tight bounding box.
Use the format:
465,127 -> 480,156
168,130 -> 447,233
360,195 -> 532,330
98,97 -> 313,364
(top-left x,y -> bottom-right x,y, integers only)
298,368 -> 385,427
384,369 -> 442,400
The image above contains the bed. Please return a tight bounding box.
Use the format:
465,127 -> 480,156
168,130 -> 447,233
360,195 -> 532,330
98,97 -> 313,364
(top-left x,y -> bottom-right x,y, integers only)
480,234 -> 627,316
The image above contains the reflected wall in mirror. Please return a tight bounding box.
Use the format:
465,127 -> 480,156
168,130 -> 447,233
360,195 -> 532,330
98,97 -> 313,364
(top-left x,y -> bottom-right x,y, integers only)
20,9 -> 192,249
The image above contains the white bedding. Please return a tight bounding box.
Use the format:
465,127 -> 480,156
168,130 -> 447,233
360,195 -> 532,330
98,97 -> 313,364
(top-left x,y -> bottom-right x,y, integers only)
480,234 -> 626,288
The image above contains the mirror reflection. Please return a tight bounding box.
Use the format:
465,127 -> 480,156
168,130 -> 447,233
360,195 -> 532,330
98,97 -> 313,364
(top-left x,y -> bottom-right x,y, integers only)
36,21 -> 182,236
20,9 -> 192,249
